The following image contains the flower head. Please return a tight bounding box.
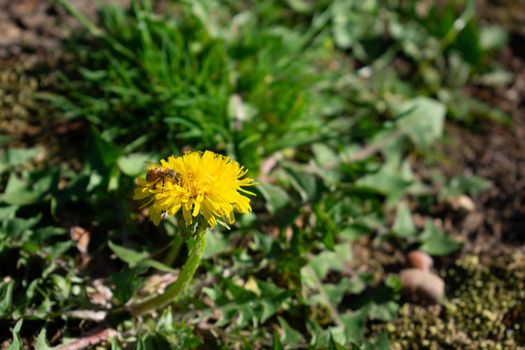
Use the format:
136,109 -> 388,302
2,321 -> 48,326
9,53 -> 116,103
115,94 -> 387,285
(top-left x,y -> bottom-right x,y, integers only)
134,151 -> 256,227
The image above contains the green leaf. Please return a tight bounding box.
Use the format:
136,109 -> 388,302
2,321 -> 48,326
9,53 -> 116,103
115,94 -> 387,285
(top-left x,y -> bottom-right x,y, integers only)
356,166 -> 413,203
475,69 -> 513,87
136,336 -> 146,350
319,280 -> 354,307
203,231 -> 229,259
314,203 -> 339,251
0,280 -> 14,317
117,153 -> 152,177
108,241 -> 149,265
322,230 -> 335,251
3,173 -> 27,193
112,337 -> 124,350
385,274 -> 402,294
420,221 -> 462,256
206,278 -> 291,329
2,215 -> 41,241
286,0 -> 313,13
331,1 -> 378,51
108,241 -> 176,273
89,129 -> 121,174
278,317 -> 304,346
273,330 -> 284,350
328,336 -> 347,350
365,332 -> 389,350
111,266 -> 145,304
0,206 -> 18,220
340,306 -> 370,343
392,202 -> 416,236
395,97 -> 446,149
257,183 -> 290,214
258,280 -> 292,322
480,25 -> 508,51
313,143 -> 339,168
35,329 -> 52,350
34,226 -> 68,242
369,300 -> 399,322
0,147 -> 40,174
0,135 -> 13,146
303,244 -> 352,281
0,174 -> 41,205
7,319 -> 23,350
441,174 -> 491,198
454,14 -> 482,66
284,165 -> 318,202
42,241 -> 74,259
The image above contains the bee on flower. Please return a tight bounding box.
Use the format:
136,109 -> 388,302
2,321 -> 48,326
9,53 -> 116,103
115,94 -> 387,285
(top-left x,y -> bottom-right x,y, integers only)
133,151 -> 256,227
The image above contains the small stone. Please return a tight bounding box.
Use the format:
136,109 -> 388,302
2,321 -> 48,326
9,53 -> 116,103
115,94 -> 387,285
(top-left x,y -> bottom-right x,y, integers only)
70,226 -> 90,254
407,250 -> 433,271
400,268 -> 445,304
447,195 -> 476,212
0,23 -> 22,46
462,212 -> 484,233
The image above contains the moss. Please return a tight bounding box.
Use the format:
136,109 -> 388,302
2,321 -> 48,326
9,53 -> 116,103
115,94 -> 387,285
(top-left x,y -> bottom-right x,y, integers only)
0,62 -> 41,135
0,58 -> 85,168
385,254 -> 525,349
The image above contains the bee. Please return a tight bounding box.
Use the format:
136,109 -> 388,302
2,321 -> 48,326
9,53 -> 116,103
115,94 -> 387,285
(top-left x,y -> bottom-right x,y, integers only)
146,165 -> 181,190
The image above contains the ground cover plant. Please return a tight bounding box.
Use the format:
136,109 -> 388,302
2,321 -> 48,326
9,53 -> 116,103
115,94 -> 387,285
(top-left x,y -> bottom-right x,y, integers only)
1,0 -> 523,348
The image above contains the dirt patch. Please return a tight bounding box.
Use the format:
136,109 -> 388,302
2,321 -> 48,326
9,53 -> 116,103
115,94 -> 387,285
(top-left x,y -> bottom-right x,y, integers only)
0,0 -> 130,59
0,0 -> 127,168
386,9 -> 525,346
477,0 -> 525,37
441,35 -> 525,254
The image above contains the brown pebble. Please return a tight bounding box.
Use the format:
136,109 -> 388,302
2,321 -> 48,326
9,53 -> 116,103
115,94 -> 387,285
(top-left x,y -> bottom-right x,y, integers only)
407,250 -> 433,271
400,268 -> 445,304
446,195 -> 476,212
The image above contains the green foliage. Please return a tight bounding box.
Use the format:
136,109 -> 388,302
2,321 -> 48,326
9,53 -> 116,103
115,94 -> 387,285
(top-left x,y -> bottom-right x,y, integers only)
59,2 -> 231,153
440,174 -> 492,198
52,0 -> 341,172
419,221 -> 462,256
0,280 -> 14,317
393,202 -> 416,237
0,0 -> 506,348
0,147 -> 41,174
7,320 -> 23,350
395,97 -> 446,150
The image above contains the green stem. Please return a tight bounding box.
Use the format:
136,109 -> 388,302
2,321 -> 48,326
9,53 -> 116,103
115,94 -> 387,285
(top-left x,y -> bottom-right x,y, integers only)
128,226 -> 208,316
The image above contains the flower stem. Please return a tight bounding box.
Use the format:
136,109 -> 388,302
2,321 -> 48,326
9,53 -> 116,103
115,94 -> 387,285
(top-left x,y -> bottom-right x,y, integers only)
127,226 -> 208,316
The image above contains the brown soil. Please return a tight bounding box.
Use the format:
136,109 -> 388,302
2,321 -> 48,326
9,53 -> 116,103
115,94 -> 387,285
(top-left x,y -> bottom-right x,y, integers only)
0,0 -> 128,169
0,0 -> 129,59
443,27 -> 525,256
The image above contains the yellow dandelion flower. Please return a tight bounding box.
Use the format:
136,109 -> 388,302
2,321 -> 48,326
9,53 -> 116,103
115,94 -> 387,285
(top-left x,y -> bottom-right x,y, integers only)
133,151 -> 256,227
